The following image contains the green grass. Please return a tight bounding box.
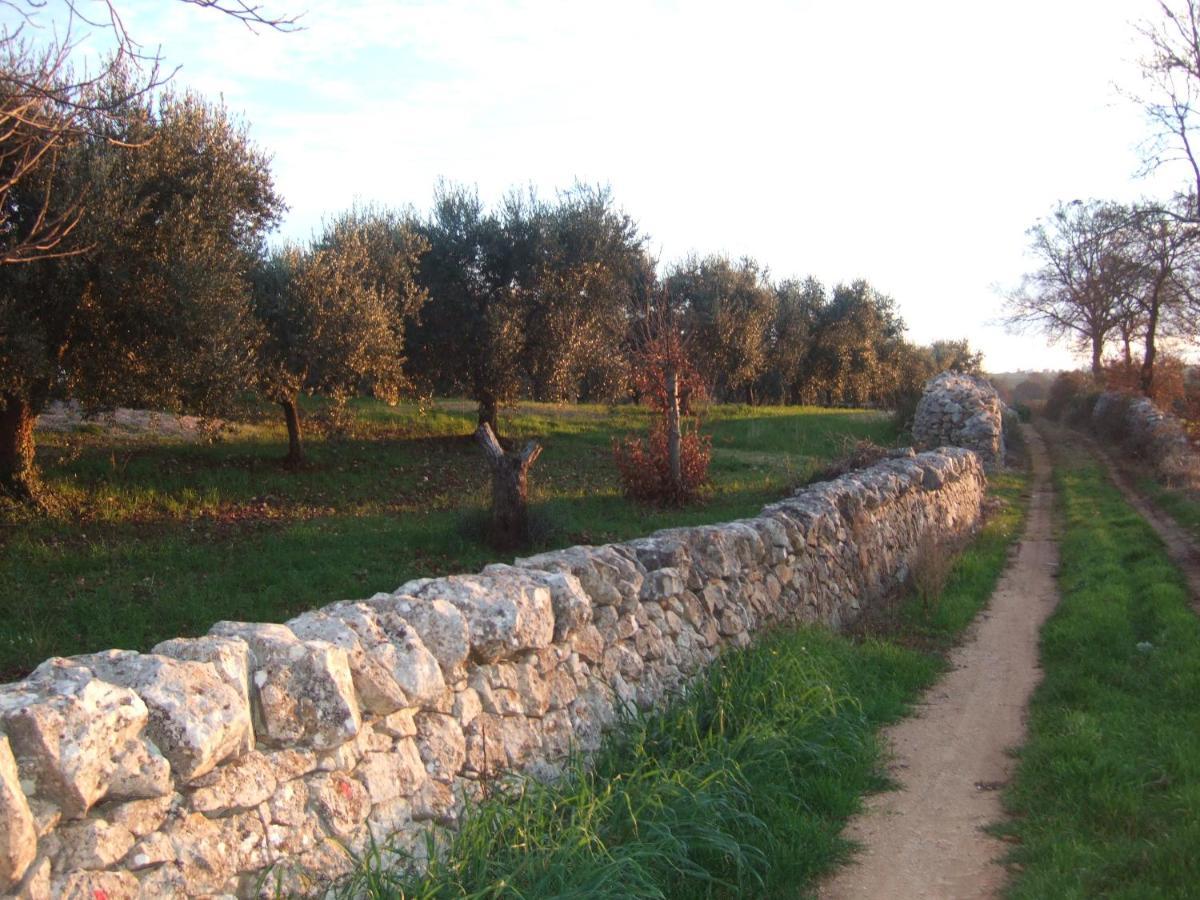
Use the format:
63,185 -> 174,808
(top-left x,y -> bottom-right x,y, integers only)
1138,476 -> 1200,544
0,399 -> 897,678
337,459 -> 1030,899
998,444 -> 1200,898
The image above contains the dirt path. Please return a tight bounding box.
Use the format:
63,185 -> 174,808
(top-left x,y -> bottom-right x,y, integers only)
1089,440 -> 1200,604
818,425 -> 1058,900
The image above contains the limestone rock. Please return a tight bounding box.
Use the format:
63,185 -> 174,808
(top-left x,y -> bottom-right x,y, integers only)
188,750 -> 277,815
52,818 -> 134,871
70,650 -> 253,783
0,736 -> 36,891
377,596 -> 471,679
400,573 -> 553,663
287,603 -> 445,715
0,660 -> 154,818
415,713 -> 466,783
50,870 -> 139,900
152,635 -> 253,715
209,622 -> 361,750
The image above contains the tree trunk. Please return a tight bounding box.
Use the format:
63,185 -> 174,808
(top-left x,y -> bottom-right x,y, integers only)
665,365 -> 682,494
280,397 -> 305,467
477,394 -> 498,436
1141,308 -> 1161,397
476,422 -> 542,550
0,393 -> 39,503
1091,338 -> 1103,378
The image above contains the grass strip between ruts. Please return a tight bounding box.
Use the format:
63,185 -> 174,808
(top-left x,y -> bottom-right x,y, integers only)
998,452 -> 1200,898
334,468 -> 1029,899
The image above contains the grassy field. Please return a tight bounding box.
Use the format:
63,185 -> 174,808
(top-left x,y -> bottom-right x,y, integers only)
0,399 -> 897,679
999,438 -> 1200,897
340,450 -> 1030,898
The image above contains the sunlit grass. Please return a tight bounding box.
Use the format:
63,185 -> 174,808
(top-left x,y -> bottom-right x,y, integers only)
998,444 -> 1200,897
0,399 -> 897,678
337,457 -> 1029,898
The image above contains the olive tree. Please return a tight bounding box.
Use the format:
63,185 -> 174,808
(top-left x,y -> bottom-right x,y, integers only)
0,0 -> 295,266
252,232 -> 411,466
0,85 -> 282,501
665,255 -> 777,403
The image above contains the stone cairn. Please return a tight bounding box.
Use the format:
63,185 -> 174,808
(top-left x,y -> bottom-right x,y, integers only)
1092,392 -> 1199,488
0,449 -> 987,899
912,372 -> 1006,470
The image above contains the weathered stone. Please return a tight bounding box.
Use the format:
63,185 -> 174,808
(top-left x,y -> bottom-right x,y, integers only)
209,622 -> 361,750
287,604 -> 445,715
70,650 -> 253,783
50,870 -> 139,900
485,564 -> 592,642
53,818 -> 135,871
306,772 -> 370,840
0,661 -> 153,818
452,688 -> 482,728
7,855 -> 49,900
124,830 -> 174,870
160,810 -> 236,894
188,750 -> 277,815
0,736 -> 36,891
103,794 -> 174,838
400,573 -> 554,663
357,745 -> 425,804
415,713 -> 466,783
376,709 -> 418,739
373,595 -> 471,681
153,634 -> 253,715
106,738 -> 171,801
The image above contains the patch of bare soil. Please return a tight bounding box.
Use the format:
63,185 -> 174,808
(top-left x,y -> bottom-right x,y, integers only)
819,424 -> 1058,900
36,400 -> 218,441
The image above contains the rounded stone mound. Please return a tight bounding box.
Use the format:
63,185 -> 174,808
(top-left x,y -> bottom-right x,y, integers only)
913,371 -> 1005,469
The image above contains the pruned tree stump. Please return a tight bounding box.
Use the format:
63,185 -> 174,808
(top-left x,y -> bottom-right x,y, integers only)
475,422 -> 542,550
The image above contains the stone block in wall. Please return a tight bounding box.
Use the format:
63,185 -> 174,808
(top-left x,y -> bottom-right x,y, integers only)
67,650 -> 253,784
287,603 -> 445,716
0,660 -> 165,820
515,545 -> 645,610
208,622 -> 361,751
397,573 -> 554,663
0,736 -> 36,891
368,594 -> 470,681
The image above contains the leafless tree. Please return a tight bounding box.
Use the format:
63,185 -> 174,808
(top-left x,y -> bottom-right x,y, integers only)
0,0 -> 296,265
1133,1 -> 1200,215
1006,200 -> 1139,376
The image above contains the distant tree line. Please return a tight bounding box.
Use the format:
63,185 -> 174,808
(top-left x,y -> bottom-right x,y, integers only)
0,67 -> 977,502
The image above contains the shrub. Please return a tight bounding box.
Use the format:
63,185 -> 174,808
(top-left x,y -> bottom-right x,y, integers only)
1043,371 -> 1092,421
806,438 -> 890,485
613,420 -> 711,505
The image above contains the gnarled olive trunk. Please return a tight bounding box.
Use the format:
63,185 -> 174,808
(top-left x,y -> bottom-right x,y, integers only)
280,397 -> 305,467
477,393 -> 499,436
476,422 -> 541,550
0,393 -> 39,502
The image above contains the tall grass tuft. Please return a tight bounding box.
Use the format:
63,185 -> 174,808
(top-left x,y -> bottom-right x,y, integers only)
338,629 -> 941,899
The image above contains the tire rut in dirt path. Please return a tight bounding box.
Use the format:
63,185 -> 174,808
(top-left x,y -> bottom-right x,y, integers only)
817,424 -> 1058,900
1088,438 -> 1200,604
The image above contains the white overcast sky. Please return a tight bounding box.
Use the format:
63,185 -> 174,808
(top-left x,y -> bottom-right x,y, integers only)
63,1 -> 1199,370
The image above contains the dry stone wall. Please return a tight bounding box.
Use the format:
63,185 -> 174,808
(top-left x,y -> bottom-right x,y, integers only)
913,372 -> 1006,469
0,448 -> 987,899
1092,392 -> 1200,487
